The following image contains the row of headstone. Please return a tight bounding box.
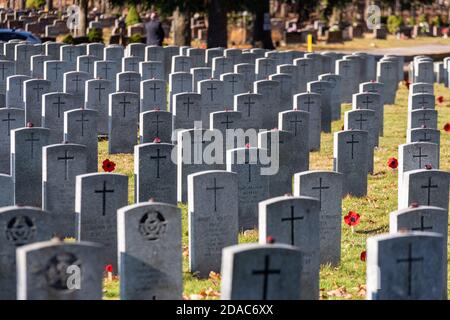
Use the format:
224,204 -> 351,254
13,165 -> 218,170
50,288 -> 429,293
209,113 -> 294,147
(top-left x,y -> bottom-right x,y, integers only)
362,64 -> 449,300
0,39 -> 421,300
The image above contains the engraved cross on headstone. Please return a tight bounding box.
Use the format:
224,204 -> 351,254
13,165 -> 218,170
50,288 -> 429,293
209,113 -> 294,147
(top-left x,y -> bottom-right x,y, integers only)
25,132 -> 39,159
396,243 -> 424,296
57,150 -> 75,180
150,148 -> 167,179
252,255 -> 281,300
53,95 -> 65,118
2,112 -> 16,136
205,177 -> 224,212
94,180 -> 114,216
280,205 -> 304,245
412,146 -> 428,169
420,177 -> 438,206
76,111 -> 89,136
311,177 -> 330,210
346,134 -> 359,159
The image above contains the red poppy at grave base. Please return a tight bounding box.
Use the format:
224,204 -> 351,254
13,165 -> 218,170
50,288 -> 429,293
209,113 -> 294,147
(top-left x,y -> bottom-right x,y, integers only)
444,123 -> 450,132
387,157 -> 398,169
410,202 -> 419,208
153,137 -> 161,143
245,143 -> 250,149
105,264 -> 113,273
437,96 -> 444,104
102,159 -> 116,172
344,211 -> 361,226
267,236 -> 275,244
404,80 -> 410,89
360,251 -> 366,262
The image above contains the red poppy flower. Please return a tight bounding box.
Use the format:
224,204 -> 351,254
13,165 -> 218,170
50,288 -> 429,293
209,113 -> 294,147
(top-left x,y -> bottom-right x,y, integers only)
245,143 -> 250,149
105,264 -> 113,273
444,123 -> 450,132
425,164 -> 432,170
360,251 -> 366,262
387,157 -> 398,169
153,137 -> 161,143
410,202 -> 419,208
102,159 -> 116,172
344,211 -> 361,226
437,96 -> 444,104
26,121 -> 34,128
267,236 -> 275,244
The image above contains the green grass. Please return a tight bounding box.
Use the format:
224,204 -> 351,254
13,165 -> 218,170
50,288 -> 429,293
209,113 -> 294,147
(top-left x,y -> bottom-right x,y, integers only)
101,82 -> 450,300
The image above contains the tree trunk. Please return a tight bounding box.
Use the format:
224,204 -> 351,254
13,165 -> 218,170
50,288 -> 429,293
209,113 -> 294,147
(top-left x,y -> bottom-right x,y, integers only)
47,0 -> 53,11
207,0 -> 228,48
356,0 -> 366,24
173,7 -> 191,46
252,0 -> 274,49
79,0 -> 88,36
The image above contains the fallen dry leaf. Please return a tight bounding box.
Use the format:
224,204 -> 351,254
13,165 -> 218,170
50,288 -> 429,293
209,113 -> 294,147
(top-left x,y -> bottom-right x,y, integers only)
205,287 -> 220,297
182,245 -> 189,258
354,284 -> 366,297
326,286 -> 353,299
189,294 -> 205,300
209,271 -> 221,280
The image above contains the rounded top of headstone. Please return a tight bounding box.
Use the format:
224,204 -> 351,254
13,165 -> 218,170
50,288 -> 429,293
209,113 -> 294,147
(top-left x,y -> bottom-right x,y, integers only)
26,121 -> 34,128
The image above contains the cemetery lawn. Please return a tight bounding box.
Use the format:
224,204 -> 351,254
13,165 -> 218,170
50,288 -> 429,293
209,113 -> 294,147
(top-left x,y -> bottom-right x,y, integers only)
99,83 -> 450,300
